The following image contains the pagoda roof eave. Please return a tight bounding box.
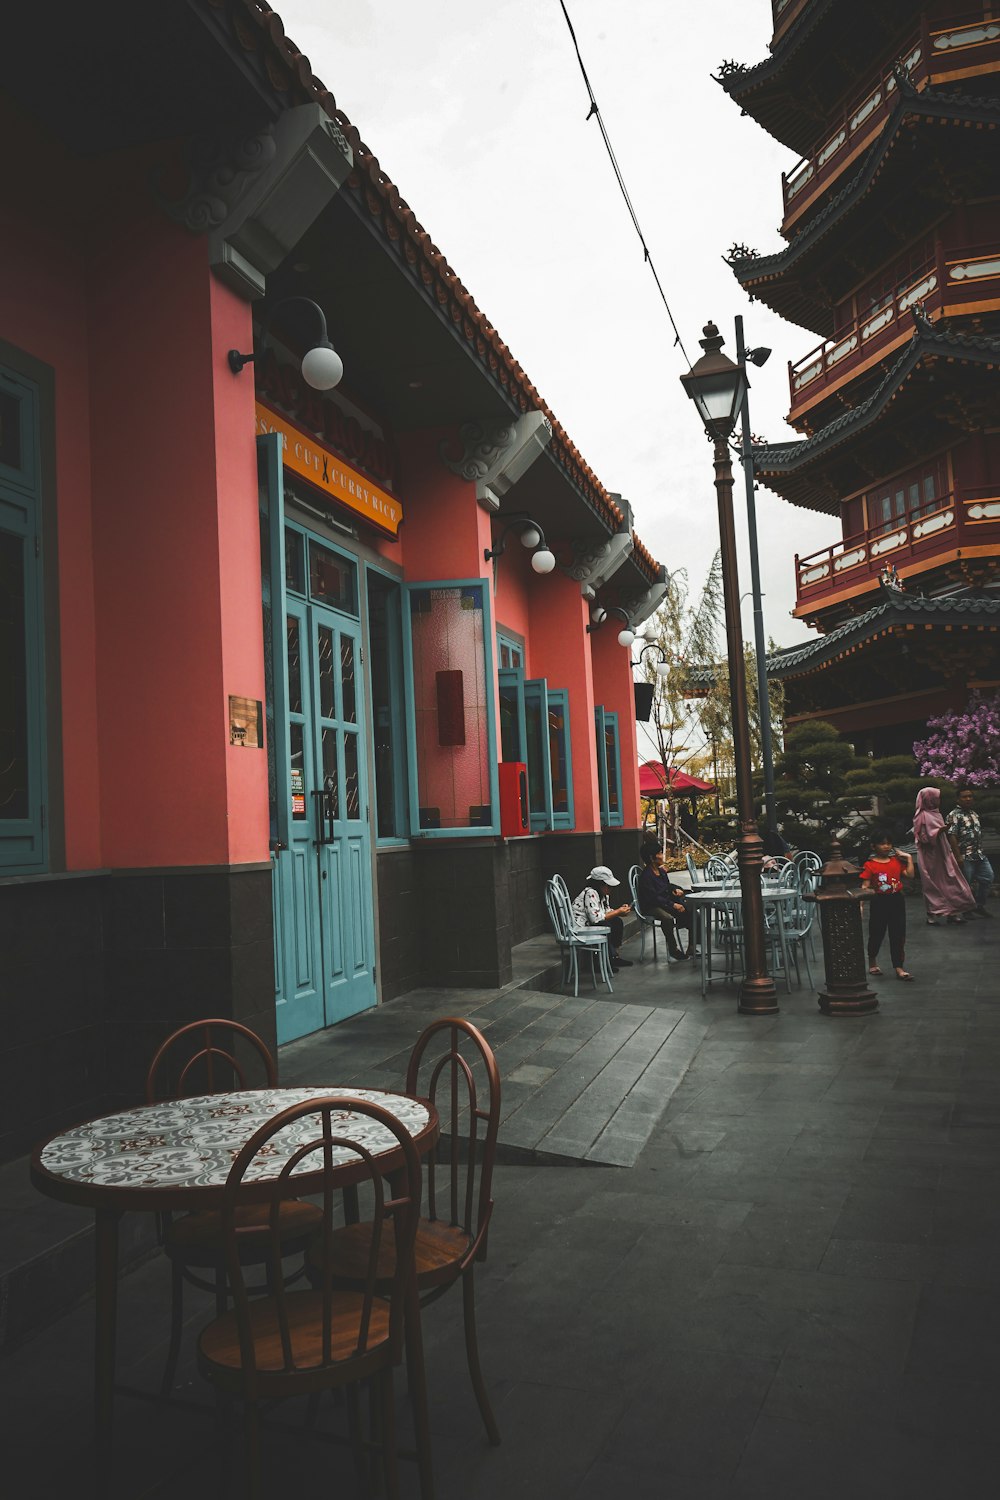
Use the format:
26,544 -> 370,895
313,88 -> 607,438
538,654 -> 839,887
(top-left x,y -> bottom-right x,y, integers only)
717,0 -> 923,155
727,89 -> 1000,340
751,318 -> 1000,511
764,596 -> 1000,681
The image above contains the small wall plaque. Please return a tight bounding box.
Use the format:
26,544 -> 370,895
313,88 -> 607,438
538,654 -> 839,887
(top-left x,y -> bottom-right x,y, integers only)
229,696 -> 263,748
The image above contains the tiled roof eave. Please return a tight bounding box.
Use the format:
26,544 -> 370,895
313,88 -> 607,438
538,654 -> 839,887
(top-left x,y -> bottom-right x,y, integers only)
751,323 -> 1000,478
716,0 -> 832,103
728,92 -> 1000,293
196,1 -> 664,583
766,596 -> 1000,680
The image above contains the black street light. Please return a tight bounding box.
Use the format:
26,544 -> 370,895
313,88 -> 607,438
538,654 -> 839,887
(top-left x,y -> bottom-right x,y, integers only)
680,322 -> 779,1017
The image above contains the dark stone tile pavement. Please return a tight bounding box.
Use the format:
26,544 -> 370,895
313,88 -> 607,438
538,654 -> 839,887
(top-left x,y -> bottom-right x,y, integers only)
4,901 -> 1000,1496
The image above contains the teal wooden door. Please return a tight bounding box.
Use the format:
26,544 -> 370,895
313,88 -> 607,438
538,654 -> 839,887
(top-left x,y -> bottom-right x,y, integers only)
259,435 -> 376,1045
309,605 -> 375,1026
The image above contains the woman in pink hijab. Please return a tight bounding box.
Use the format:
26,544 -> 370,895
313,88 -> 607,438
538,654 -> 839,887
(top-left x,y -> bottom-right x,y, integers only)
914,786 -> 974,924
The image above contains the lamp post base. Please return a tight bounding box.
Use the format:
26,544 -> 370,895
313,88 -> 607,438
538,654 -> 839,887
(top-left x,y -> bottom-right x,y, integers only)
738,976 -> 780,1016
817,985 -> 879,1018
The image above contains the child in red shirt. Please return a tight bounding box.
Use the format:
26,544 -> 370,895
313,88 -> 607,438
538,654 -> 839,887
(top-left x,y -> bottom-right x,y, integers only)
860,833 -> 915,981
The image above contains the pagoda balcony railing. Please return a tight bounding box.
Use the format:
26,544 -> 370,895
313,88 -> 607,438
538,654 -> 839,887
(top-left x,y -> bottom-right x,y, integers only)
793,488 -> 1000,613
787,241 -> 1000,420
781,12 -> 1000,231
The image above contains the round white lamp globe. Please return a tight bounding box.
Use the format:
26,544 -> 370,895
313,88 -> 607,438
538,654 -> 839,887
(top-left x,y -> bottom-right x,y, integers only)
643,620 -> 659,641
590,606 -> 607,626
530,547 -> 556,574
519,525 -> 541,549
656,660 -> 670,677
301,342 -> 344,391
618,628 -> 635,647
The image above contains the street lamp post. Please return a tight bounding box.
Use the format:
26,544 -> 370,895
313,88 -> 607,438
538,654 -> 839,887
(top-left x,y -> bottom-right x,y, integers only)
734,316 -> 778,839
680,322 -> 779,1016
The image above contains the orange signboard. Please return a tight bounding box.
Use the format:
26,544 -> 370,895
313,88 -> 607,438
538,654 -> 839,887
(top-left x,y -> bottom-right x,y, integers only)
255,402 -> 402,539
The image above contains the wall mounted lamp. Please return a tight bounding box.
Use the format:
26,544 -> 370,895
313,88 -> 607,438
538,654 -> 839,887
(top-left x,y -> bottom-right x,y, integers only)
634,641 -> 672,678
228,296 -> 344,390
587,605 -> 635,647
484,512 -> 556,581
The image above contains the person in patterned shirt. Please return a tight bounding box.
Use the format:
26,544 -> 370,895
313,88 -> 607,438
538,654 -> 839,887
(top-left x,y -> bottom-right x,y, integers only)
947,787 -> 994,917
571,865 -> 633,972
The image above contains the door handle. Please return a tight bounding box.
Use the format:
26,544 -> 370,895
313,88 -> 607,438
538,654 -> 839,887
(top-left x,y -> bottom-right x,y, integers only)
311,787 -> 335,846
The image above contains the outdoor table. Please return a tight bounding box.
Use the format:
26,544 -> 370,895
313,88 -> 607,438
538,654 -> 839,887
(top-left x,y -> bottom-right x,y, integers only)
684,886 -> 797,998
30,1085 -> 440,1496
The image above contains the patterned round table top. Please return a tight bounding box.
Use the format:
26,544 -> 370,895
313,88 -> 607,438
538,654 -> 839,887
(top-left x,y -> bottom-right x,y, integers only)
38,1088 -> 431,1193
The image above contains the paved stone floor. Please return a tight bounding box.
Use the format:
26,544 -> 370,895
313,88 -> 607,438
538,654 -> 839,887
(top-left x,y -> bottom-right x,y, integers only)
5,903 -> 1000,1497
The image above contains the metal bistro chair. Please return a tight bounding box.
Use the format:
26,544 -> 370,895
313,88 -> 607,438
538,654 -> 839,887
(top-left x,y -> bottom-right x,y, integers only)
706,855 -> 735,882
544,877 -> 614,996
317,1018 -> 503,1447
685,852 -> 702,885
145,1019 -> 323,1395
629,863 -> 659,961
197,1096 -> 422,1500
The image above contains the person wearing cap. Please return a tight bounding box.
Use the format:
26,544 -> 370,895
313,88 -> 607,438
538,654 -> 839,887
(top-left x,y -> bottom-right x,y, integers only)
571,865 -> 633,971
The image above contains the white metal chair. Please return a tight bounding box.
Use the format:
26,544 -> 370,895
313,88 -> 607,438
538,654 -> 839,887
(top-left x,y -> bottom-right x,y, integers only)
628,864 -> 659,961
544,878 -> 614,997
706,855 -> 734,882
685,852 -> 701,885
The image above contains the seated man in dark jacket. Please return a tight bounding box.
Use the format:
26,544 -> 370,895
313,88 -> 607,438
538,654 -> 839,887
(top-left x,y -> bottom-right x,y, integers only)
636,846 -> 693,960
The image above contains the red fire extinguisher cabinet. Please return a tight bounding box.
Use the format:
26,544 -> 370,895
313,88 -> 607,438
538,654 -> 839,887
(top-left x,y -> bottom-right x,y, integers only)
498,762 -> 529,837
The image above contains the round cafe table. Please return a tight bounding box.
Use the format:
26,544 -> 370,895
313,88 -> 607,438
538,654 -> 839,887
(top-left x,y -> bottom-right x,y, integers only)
31,1086 -> 440,1496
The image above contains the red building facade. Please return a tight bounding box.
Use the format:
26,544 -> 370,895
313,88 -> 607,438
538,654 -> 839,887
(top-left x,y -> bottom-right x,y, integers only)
721,1 -> 1000,750
0,0 -> 665,1159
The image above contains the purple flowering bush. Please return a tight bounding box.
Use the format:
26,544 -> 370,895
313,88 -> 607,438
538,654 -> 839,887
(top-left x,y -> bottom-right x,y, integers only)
913,693 -> 1000,789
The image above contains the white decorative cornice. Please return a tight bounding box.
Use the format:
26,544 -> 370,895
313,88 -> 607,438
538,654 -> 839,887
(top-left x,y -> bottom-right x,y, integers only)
157,105 -> 353,300
439,411 -> 553,510
563,494 -> 634,590
619,566 -> 670,629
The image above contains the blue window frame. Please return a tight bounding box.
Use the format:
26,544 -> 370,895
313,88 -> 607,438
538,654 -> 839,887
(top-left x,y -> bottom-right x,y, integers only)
498,667 -> 527,766
524,678 -> 553,832
0,365 -> 46,872
402,580 -> 500,837
547,688 -> 574,831
496,631 -> 524,670
366,566 -> 409,843
595,706 -> 623,829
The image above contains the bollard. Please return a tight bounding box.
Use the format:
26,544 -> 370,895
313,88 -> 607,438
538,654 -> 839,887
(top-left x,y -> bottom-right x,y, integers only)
804,841 -> 878,1017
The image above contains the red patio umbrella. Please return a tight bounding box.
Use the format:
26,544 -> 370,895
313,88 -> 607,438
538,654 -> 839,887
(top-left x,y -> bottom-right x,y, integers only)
638,761 -> 716,797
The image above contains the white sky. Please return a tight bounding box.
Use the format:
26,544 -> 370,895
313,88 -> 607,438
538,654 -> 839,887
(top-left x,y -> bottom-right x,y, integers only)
275,0 -> 837,649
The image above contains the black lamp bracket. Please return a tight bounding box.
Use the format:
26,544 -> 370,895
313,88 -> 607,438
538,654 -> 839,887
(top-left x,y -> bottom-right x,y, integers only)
228,296 -> 332,376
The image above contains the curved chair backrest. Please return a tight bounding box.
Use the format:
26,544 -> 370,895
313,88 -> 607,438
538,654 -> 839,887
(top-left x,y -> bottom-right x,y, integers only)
146,1019 -> 277,1104
705,856 -> 731,881
223,1096 -> 420,1376
551,873 -> 570,904
685,852 -> 700,885
628,864 -> 646,918
778,861 -> 800,889
793,850 -> 822,874
406,1018 -> 501,1266
545,878 -> 570,941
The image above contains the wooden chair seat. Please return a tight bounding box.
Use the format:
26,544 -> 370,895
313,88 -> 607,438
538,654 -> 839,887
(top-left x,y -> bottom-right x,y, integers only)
198,1289 -> 391,1379
312,1217 -> 472,1292
165,1199 -> 323,1266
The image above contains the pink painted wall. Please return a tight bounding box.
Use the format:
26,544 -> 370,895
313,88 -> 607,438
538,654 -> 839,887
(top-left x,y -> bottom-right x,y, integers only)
4,108 -> 266,871
591,624 -> 642,826
87,170 -> 263,868
394,429 -> 494,582
529,576 -> 601,832
1,101 -> 101,868
212,278 -> 271,865
489,530 -> 531,653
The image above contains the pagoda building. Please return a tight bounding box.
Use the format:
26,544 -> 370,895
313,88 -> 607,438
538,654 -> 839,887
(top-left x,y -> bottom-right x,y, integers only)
720,2 -> 1000,753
